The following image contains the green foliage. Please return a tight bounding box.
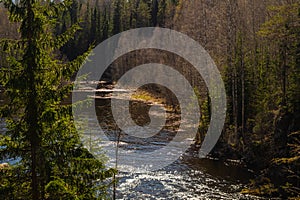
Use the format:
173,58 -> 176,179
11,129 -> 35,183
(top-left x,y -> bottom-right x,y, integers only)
136,0 -> 151,27
218,1 -> 300,197
272,131 -> 300,198
0,0 -> 115,199
258,2 -> 300,113
45,178 -> 76,200
197,97 -> 210,143
244,2 -> 300,198
0,0 -> 297,199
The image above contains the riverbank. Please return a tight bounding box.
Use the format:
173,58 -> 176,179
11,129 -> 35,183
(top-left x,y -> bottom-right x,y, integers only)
129,87 -> 299,199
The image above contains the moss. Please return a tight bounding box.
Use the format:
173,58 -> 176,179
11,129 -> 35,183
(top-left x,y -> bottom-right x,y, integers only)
241,181 -> 278,197
131,89 -> 166,106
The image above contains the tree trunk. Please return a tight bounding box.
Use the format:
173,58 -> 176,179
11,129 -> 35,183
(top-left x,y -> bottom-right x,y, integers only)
25,2 -> 40,199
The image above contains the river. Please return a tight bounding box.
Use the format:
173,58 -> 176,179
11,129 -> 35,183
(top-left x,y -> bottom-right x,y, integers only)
0,86 -> 263,200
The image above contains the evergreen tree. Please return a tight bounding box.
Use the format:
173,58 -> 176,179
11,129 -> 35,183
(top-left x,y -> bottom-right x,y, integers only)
151,0 -> 158,26
90,6 -> 98,44
136,0 -> 151,27
157,0 -> 167,26
0,0 -> 115,199
69,0 -> 78,25
101,5 -> 109,40
112,0 -> 122,35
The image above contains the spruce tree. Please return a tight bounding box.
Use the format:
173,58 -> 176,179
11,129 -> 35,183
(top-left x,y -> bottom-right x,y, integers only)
0,0 -> 115,199
112,0 -> 121,35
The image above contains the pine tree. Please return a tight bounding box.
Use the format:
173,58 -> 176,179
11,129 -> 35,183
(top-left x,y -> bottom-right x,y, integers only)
0,0 -> 115,199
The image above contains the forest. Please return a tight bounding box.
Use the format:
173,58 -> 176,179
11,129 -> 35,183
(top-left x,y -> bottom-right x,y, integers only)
0,0 -> 299,199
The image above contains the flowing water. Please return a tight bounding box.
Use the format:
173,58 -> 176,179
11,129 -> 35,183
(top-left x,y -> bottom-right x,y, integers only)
0,86 -> 263,200
94,97 -> 260,200
112,147 -> 257,199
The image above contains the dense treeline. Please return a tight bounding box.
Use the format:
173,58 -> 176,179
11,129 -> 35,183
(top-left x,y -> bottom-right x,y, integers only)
51,0 -> 178,61
0,0 -> 299,199
173,0 -> 299,198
